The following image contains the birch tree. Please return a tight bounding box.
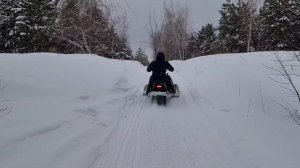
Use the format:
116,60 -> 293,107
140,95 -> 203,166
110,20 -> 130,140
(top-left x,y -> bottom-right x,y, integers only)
149,2 -> 190,60
54,0 -> 132,59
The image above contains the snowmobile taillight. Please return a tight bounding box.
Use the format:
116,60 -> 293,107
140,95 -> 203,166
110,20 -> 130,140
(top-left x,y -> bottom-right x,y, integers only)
156,84 -> 164,91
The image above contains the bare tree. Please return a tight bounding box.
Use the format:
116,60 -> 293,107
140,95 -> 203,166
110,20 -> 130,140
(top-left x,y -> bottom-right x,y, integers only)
111,11 -> 130,52
149,14 -> 163,58
53,0 -> 132,59
148,1 -> 190,60
268,52 -> 300,125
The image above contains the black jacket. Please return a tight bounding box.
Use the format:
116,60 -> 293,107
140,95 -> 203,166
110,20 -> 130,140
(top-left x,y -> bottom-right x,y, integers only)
147,60 -> 174,79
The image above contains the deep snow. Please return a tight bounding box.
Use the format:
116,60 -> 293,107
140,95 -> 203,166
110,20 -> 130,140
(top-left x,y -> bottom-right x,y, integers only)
1,52 -> 300,168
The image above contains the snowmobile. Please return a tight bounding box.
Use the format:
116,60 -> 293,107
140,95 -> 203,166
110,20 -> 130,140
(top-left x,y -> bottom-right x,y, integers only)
143,76 -> 180,105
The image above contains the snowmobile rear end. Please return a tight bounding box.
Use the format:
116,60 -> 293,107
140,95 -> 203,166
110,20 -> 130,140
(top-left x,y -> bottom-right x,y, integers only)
143,81 -> 180,106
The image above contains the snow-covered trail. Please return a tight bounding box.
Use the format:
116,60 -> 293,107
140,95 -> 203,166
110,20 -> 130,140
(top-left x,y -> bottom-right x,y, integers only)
1,52 -> 300,168
88,72 -> 252,168
0,62 -> 241,168
91,52 -> 300,168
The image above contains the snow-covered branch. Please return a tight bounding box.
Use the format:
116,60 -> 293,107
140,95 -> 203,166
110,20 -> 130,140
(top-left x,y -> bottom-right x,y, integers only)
275,52 -> 300,102
53,35 -> 86,53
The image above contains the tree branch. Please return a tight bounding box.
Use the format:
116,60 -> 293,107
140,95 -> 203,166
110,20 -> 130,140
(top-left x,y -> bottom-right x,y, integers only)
275,52 -> 300,102
53,35 -> 86,53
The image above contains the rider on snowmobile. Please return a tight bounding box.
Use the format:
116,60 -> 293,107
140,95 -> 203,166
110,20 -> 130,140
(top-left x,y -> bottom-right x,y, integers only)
146,52 -> 175,94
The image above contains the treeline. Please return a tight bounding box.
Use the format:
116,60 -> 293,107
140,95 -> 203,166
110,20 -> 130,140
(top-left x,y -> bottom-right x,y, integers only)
0,0 -> 132,60
150,0 -> 300,60
187,0 -> 300,59
1,0 -> 299,61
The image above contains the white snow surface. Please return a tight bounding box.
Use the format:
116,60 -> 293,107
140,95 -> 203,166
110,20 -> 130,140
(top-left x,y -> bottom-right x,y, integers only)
1,52 -> 300,168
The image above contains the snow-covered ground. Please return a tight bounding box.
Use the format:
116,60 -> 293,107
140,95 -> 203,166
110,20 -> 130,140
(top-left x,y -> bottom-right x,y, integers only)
1,52 -> 300,168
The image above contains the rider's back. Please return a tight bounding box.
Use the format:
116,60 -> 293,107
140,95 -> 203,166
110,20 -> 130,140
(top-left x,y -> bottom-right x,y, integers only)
147,61 -> 174,79
146,52 -> 175,93
147,52 -> 174,79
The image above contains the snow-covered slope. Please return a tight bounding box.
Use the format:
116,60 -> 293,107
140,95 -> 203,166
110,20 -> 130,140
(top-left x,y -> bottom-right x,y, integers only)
0,52 -> 300,168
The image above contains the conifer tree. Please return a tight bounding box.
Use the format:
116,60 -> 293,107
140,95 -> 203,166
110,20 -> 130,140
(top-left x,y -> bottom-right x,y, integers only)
186,23 -> 217,58
185,33 -> 197,59
0,0 -> 23,52
0,0 -> 56,52
218,0 -> 238,53
20,0 -> 57,52
218,0 -> 257,53
134,47 -> 149,66
235,0 -> 254,52
258,0 -> 300,50
289,0 -> 300,50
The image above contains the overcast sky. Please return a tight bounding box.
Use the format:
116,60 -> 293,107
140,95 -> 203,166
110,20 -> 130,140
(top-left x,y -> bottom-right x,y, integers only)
111,0 -> 226,56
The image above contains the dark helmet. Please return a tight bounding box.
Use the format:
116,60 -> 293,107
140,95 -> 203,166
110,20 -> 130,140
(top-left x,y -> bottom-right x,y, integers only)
156,52 -> 165,61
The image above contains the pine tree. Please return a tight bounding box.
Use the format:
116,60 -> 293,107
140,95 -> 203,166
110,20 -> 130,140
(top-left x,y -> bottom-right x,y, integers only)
134,47 -> 149,65
218,0 -> 238,53
289,0 -> 300,50
0,0 -> 23,52
185,33 -> 197,59
21,0 -> 57,52
113,34 -> 133,60
258,0 -> 300,50
0,0 -> 57,53
199,24 -> 217,56
186,23 -> 217,58
218,0 -> 258,53
235,0 -> 254,52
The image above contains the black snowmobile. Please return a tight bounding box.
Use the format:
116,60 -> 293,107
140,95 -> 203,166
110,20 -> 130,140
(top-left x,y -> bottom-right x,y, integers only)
143,74 -> 180,105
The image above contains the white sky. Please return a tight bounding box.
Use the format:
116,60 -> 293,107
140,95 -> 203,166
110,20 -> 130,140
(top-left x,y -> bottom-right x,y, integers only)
111,0 -> 226,56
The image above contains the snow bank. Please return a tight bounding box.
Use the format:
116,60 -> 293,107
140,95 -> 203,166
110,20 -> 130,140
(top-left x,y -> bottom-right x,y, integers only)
0,52 -> 300,168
